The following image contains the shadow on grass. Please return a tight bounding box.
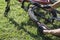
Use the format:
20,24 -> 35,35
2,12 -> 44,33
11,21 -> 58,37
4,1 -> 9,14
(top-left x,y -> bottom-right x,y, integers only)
4,18 -> 53,39
8,17 -> 53,40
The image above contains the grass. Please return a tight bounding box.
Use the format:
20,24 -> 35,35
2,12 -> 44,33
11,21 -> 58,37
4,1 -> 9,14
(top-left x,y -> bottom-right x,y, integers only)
0,0 -> 60,40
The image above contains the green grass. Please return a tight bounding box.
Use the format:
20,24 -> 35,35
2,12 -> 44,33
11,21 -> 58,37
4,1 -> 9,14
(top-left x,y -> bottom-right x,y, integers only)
0,0 -> 60,40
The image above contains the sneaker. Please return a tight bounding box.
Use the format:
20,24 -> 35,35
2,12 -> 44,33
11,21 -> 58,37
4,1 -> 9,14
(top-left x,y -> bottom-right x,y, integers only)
37,22 -> 49,34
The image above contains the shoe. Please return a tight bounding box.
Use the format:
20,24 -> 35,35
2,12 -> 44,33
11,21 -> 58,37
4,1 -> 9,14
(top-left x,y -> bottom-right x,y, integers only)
37,22 -> 48,29
37,22 -> 48,35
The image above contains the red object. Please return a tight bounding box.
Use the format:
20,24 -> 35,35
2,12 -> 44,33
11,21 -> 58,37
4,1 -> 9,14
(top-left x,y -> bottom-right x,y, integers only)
18,0 -> 51,4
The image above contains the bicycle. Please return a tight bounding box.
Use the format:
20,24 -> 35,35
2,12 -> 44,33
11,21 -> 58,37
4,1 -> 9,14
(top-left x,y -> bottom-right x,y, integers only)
18,0 -> 60,34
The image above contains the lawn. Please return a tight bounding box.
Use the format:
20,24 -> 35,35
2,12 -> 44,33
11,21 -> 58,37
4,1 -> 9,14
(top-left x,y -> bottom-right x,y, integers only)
0,0 -> 60,40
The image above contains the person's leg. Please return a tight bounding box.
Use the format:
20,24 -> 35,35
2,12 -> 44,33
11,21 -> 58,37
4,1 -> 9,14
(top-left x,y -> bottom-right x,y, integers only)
43,29 -> 60,36
51,0 -> 60,8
